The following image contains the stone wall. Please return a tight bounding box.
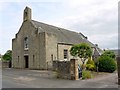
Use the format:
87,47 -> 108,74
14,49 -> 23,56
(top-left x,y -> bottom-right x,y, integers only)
2,61 -> 11,68
56,61 -> 70,79
53,59 -> 78,80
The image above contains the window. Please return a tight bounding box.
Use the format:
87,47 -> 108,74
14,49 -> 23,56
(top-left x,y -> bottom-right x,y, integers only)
24,37 -> 28,50
64,49 -> 68,59
51,54 -> 53,61
18,56 -> 19,63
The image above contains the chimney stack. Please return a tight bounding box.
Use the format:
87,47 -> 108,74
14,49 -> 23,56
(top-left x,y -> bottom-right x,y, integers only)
23,6 -> 32,21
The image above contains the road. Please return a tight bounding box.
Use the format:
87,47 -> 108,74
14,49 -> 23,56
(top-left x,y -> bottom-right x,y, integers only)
2,68 -> 119,88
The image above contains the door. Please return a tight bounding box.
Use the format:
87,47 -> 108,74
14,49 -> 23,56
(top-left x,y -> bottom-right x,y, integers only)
9,60 -> 12,68
24,56 -> 29,68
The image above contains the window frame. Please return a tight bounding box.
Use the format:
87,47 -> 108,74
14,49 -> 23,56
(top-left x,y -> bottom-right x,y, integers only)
24,37 -> 29,50
64,49 -> 68,59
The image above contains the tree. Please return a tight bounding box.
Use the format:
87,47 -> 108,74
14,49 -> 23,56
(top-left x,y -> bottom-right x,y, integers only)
2,50 -> 12,61
70,43 -> 92,69
102,50 -> 115,59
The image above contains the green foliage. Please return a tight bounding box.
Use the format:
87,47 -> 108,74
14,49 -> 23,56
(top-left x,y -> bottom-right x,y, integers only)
70,43 -> 92,58
102,50 -> 115,59
82,70 -> 92,79
86,58 -> 96,71
86,64 -> 95,71
2,50 -> 12,61
70,43 -> 92,65
70,45 -> 79,57
86,58 -> 95,65
97,50 -> 117,73
98,55 -> 117,73
78,43 -> 92,59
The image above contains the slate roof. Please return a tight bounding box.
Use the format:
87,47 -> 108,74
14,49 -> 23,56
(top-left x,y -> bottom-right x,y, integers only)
31,20 -> 96,47
93,46 -> 103,57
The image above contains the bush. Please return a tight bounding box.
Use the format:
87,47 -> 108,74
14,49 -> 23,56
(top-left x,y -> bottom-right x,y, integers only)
86,58 -> 96,71
102,50 -> 115,59
86,64 -> 95,71
86,58 -> 94,65
82,70 -> 92,79
98,55 -> 117,73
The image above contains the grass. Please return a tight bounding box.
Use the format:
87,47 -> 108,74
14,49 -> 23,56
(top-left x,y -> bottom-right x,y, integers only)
82,70 -> 93,79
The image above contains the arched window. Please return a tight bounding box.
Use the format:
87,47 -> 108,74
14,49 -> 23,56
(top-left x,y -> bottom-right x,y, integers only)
24,37 -> 28,50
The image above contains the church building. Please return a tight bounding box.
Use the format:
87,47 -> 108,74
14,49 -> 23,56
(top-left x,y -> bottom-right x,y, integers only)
12,7 -> 102,70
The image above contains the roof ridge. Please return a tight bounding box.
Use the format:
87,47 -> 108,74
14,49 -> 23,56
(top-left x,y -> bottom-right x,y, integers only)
31,20 -> 80,34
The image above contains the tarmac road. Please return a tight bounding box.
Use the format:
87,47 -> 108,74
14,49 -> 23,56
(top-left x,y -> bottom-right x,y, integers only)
2,68 -> 119,88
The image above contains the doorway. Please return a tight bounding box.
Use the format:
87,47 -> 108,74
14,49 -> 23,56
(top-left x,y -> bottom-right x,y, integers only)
24,56 -> 29,68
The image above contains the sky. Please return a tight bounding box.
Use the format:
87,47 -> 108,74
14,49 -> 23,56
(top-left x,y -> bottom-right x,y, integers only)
0,0 -> 119,54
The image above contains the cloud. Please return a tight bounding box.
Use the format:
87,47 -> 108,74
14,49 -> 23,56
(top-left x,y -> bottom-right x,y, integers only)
0,0 -> 118,54
48,0 -> 118,49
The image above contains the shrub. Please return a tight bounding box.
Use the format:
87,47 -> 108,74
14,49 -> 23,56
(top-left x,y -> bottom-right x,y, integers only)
86,64 -> 95,71
102,50 -> 115,59
86,58 -> 96,71
98,55 -> 117,73
82,70 -> 92,79
86,58 -> 94,65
